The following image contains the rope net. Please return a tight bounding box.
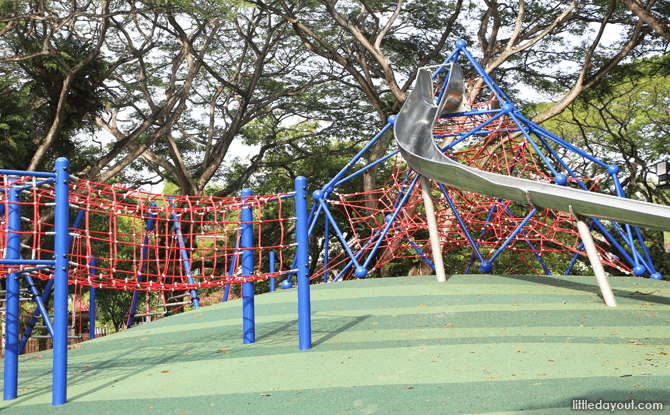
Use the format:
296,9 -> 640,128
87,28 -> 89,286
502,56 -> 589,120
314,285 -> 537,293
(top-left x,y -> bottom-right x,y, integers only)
0,177 -> 297,292
311,76 -> 633,281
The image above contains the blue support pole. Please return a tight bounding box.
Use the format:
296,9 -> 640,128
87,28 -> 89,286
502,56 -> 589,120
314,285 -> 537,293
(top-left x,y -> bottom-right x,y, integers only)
241,188 -> 255,344
319,198 -> 364,271
322,124 -> 392,192
332,235 -> 377,282
608,220 -> 651,272
53,157 -> 70,406
362,175 -> 420,271
19,209 -> 85,354
295,177 -> 311,350
323,213 -> 329,283
464,205 -> 497,274
128,204 -> 157,326
508,113 -> 559,178
3,180 -> 20,401
391,221 -> 435,271
21,273 -> 55,337
89,256 -> 97,340
269,251 -> 276,292
516,114 -> 609,169
635,226 -> 657,275
334,151 -> 399,188
502,206 -> 551,275
222,231 -> 242,303
167,197 -> 200,309
437,183 -> 486,264
591,218 -> 636,265
487,209 -> 538,266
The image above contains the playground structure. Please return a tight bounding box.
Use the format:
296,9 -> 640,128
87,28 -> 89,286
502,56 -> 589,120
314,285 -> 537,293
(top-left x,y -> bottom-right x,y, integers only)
305,40 -> 670,287
2,40 -> 670,407
1,166 -> 311,405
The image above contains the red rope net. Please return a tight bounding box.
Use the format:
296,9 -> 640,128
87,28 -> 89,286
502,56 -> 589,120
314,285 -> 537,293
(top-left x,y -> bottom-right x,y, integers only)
0,177 -> 297,291
310,77 -> 632,281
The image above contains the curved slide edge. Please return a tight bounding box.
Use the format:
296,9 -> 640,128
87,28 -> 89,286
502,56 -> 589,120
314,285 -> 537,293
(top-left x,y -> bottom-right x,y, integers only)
394,67 -> 670,233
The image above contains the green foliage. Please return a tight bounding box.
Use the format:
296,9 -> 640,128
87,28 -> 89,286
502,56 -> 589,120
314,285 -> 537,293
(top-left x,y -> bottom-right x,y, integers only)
0,75 -> 33,169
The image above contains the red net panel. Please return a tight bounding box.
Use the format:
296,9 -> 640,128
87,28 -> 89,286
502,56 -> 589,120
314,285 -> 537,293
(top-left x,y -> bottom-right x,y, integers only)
0,177 -> 297,291
311,77 -> 632,280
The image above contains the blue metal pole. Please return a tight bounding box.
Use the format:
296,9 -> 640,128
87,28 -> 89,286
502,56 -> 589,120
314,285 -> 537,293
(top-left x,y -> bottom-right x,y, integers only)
502,206 -> 551,275
322,123 -> 393,191
508,113 -> 559,178
295,177 -> 311,350
167,197 -> 200,309
323,215 -> 329,283
516,113 -> 609,168
53,157 -> 70,406
18,279 -> 54,354
319,198 -> 364,271
333,230 -> 381,282
610,171 -> 647,275
442,110 -> 508,151
89,256 -> 97,340
269,251 -> 276,292
3,180 -> 20,401
334,151 -> 398,188
609,220 -> 650,272
19,209 -> 85,354
21,273 -> 54,337
457,41 -> 513,106
437,183 -> 486,264
392,221 -> 436,271
487,209 -> 538,265
222,231 -> 241,303
591,218 -> 636,265
128,204 -> 157,326
362,175 -> 420,271
241,188 -> 255,344
635,226 -> 656,274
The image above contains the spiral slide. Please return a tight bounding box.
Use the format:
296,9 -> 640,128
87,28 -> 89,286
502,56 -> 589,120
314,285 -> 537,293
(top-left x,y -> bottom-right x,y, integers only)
393,65 -> 670,232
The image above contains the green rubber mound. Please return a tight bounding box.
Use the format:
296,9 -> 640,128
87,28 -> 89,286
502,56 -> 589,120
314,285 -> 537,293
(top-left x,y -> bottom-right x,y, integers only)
2,274 -> 669,414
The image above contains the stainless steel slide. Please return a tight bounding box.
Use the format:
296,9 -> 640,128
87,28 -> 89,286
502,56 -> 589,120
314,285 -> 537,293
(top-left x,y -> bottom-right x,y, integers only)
394,66 -> 670,232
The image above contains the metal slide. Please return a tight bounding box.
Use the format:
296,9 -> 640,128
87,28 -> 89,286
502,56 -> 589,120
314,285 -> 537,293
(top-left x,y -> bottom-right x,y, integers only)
394,65 -> 670,232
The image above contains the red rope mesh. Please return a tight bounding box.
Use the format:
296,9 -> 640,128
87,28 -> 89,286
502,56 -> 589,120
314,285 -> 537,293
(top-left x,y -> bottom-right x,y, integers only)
310,77 -> 633,281
0,177 -> 297,291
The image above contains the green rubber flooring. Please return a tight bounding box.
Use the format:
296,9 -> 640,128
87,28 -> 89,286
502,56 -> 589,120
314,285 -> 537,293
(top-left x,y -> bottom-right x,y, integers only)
2,274 -> 669,414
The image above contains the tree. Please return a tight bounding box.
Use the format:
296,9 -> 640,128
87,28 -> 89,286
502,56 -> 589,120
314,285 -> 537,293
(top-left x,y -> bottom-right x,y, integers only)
250,0 -> 667,196
1,0 -> 115,171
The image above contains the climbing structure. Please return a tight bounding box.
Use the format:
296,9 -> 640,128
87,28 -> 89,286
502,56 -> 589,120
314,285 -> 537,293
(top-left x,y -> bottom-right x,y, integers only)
0,177 -> 298,293
307,41 -> 666,283
1,164 -> 311,405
